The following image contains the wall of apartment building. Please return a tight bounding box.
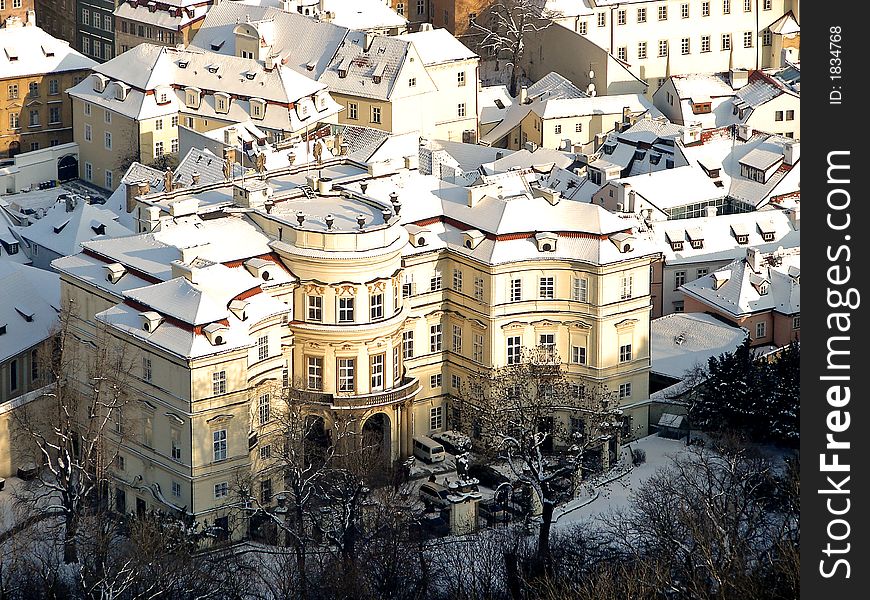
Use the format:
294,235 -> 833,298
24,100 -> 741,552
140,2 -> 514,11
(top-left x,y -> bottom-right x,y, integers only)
431,0 -> 490,38
550,0 -> 793,93
683,294 -> 788,348
77,0 -> 116,62
745,92 -> 799,140
0,388 -> 53,480
0,142 -> 79,193
390,0 -> 430,26
521,110 -> 629,151
0,0 -> 35,23
1,70 -> 88,158
73,97 -> 141,190
664,259 -> 735,315
331,92 -> 395,133
114,16 -> 203,56
35,0 -> 77,45
400,246 -> 654,441
422,59 -> 480,141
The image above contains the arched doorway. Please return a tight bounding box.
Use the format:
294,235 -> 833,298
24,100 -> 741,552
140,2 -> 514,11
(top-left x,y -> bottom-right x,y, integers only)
361,413 -> 392,468
57,154 -> 78,181
303,415 -> 330,469
8,141 -> 20,158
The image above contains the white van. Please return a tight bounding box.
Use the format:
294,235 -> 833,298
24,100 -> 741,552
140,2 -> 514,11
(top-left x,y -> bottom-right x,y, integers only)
413,435 -> 446,463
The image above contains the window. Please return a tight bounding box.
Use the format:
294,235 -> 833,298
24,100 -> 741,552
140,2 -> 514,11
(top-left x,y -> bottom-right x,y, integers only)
261,479 -> 272,503
474,277 -> 484,301
743,0 -> 752,11
701,35 -> 711,52
617,9 -> 626,25
418,0 -> 424,15
213,430 -> 227,461
214,482 -> 228,498
370,293 -> 384,320
637,7 -> 646,22
617,47 -> 627,61
755,322 -> 766,339
539,277 -> 554,299
371,106 -> 381,124
338,358 -> 355,392
260,445 -> 272,460
348,102 -> 358,120
786,110 -> 795,121
257,335 -> 269,361
370,354 -> 384,391
723,0 -> 731,14
430,374 -> 442,389
674,301 -> 685,312
743,31 -> 753,48
394,346 -> 400,381
7,83 -> 17,99
681,38 -> 690,55
575,123 -> 582,133
213,371 -> 227,395
457,103 -> 466,117
473,333 -> 484,363
408,77 -> 416,87
540,333 -> 555,352
171,428 -> 182,460
28,110 -> 39,127
658,40 -> 668,57
702,1 -> 710,16
597,13 -> 606,27
430,273 -> 442,291
675,271 -> 686,288
338,297 -> 355,322
9,359 -> 17,393
82,8 -> 90,25
84,102 -> 91,116
722,33 -> 731,50
452,324 -> 462,353
83,123 -> 92,141
619,344 -> 633,363
619,383 -> 632,399
637,41 -> 647,59
763,0 -> 772,9
430,406 -> 443,430
82,37 -> 90,56
30,350 -> 39,383
396,3 -> 404,15
104,131 -> 112,150
85,162 -> 93,181
572,277 -> 588,302
510,278 -> 522,302
774,110 -> 784,121
571,346 -> 587,365
793,315 -> 800,329
430,324 -> 442,352
621,275 -> 633,300
452,268 -> 463,291
115,455 -> 125,471
696,268 -> 708,279
307,356 -> 323,390
49,106 -> 61,124
762,29 -> 772,46
507,336 -> 522,365
578,21 -> 587,35
307,295 -> 322,321
554,124 -> 562,134
658,6 -> 667,20
28,82 -> 38,97
171,481 -> 182,498
402,330 -> 414,359
258,394 -> 271,425
451,374 -> 461,390
155,141 -> 164,157
457,71 -> 466,86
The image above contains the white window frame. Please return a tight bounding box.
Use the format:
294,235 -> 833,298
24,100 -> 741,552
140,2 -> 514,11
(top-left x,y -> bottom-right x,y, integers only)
307,356 -> 323,390
539,276 -> 555,299
257,335 -> 269,361
510,278 -> 522,302
338,358 -> 355,392
507,336 -> 522,365
430,324 -> 443,352
213,370 -> 227,395
213,430 -> 227,462
258,393 -> 270,425
430,406 -> 443,430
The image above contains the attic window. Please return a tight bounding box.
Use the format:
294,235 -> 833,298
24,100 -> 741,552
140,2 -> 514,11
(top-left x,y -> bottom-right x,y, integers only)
91,222 -> 106,235
210,39 -> 226,51
245,72 -> 256,80
690,239 -> 703,249
650,153 -> 661,165
15,307 -> 34,322
4,47 -> 18,61
41,46 -> 55,57
603,144 -> 616,155
736,234 -> 749,244
692,101 -> 712,114
179,60 -> 189,68
762,231 -> 774,242
207,65 -> 220,74
714,180 -> 724,188
671,241 -> 683,251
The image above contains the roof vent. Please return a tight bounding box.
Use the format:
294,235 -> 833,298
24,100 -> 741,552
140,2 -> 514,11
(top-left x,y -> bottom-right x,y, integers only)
203,322 -> 229,346
609,232 -> 636,253
229,299 -> 249,321
140,311 -> 164,333
534,232 -> 558,252
104,263 -> 126,284
405,224 -> 429,248
244,257 -> 274,281
463,229 -> 485,250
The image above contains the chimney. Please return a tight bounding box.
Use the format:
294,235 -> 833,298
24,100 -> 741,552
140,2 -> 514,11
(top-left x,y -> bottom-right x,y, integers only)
705,206 -> 718,218
787,206 -> 800,230
191,172 -> 201,185
783,141 -> 800,166
729,68 -> 749,90
25,10 -> 36,26
736,124 -> 753,141
126,180 -> 151,214
65,195 -> 77,213
519,86 -> 528,104
364,31 -> 376,52
746,247 -> 763,273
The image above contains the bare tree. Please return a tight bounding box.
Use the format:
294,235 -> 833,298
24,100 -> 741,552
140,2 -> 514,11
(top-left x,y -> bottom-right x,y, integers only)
456,345 -> 623,573
13,310 -> 135,565
469,0 -> 560,95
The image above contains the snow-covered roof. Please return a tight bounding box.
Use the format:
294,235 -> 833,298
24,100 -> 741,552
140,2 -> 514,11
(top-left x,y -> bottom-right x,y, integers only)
0,25 -> 96,80
651,312 -> 748,379
768,11 -> 800,36
14,198 -> 133,259
320,0 -> 408,31
680,247 -> 800,318
0,261 -> 60,363
670,73 -> 736,102
536,94 -> 656,120
395,28 -> 477,65
189,1 -> 349,79
527,71 -> 588,101
611,166 -> 725,212
113,0 -> 210,30
174,147 -> 244,188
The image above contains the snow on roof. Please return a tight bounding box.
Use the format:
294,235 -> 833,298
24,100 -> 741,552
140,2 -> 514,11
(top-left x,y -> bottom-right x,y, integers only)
427,140 -> 514,173
0,25 -> 96,79
174,147 -> 243,188
657,413 -> 685,429
733,80 -> 781,109
0,261 -> 60,363
612,166 -> 724,212
396,28 -> 477,65
320,0 -> 408,30
527,71 -> 588,101
670,73 -> 736,101
651,312 -> 748,379
680,247 -> 800,318
189,1 -> 349,79
14,198 -> 133,259
739,147 -> 783,171
481,148 -> 576,174
535,93 -> 657,120
768,11 -> 800,36
124,277 -> 229,326
113,0 -> 209,30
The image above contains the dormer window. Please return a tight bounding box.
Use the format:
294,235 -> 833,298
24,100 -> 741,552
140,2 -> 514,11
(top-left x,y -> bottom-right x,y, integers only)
736,234 -> 749,244
691,101 -> 712,114
184,87 -> 201,109
250,98 -> 266,119
178,60 -> 189,68
92,73 -> 109,93
215,92 -> 231,114
758,221 -> 775,242
762,232 -> 774,242
665,231 -> 684,251
114,82 -> 131,101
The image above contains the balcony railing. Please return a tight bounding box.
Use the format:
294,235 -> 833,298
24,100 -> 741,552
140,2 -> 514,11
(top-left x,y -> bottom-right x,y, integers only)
289,377 -> 420,409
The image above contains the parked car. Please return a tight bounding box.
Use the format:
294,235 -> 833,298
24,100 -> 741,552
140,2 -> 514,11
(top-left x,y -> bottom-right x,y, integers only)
431,430 -> 471,454
413,435 -> 446,463
419,481 -> 451,509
